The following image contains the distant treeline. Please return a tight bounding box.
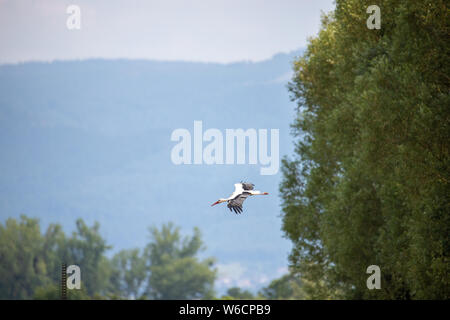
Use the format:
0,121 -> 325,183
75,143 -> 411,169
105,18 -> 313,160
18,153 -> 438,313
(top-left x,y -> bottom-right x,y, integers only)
0,216 -> 304,300
280,0 -> 449,299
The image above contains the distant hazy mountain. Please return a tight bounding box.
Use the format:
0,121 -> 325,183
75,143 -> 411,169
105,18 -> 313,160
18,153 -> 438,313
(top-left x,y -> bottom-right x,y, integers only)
0,50 -> 302,293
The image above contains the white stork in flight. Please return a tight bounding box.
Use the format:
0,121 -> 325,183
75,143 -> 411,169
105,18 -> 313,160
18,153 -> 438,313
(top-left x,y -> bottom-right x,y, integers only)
211,182 -> 268,214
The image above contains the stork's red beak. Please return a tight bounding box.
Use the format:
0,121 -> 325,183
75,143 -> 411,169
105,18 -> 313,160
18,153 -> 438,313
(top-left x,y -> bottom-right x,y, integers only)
263,192 -> 269,195
211,201 -> 220,206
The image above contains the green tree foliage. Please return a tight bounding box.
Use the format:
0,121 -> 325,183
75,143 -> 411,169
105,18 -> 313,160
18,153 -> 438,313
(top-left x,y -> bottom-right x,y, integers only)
0,216 -> 112,299
221,287 -> 255,300
0,216 -> 48,299
281,0 -> 449,299
143,223 -> 216,299
259,274 -> 306,300
109,248 -> 147,299
0,216 -> 217,300
60,219 -> 112,296
33,284 -> 93,300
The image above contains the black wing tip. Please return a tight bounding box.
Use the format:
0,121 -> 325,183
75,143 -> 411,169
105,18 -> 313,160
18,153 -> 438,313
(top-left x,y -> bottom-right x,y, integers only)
227,204 -> 243,214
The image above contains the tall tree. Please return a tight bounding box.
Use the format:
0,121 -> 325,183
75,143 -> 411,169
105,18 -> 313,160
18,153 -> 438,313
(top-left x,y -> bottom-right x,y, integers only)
144,223 -> 216,299
110,248 -> 147,299
222,287 -> 255,300
281,0 -> 449,299
60,219 -> 112,296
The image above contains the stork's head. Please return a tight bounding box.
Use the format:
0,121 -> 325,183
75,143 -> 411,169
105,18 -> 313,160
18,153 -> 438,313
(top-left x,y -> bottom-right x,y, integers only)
211,199 -> 227,206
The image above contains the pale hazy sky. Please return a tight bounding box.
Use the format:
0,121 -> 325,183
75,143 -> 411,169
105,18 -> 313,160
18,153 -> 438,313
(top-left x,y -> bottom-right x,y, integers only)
0,0 -> 335,64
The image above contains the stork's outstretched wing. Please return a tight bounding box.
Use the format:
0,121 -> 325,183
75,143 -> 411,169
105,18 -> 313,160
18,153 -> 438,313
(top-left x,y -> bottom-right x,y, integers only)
227,192 -> 250,214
